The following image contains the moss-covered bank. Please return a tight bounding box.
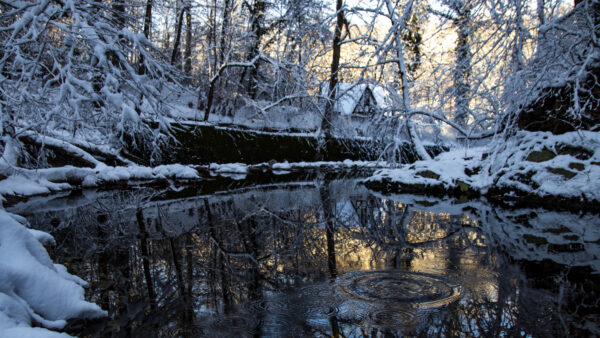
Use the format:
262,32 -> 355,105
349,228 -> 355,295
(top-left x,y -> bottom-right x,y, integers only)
143,123 -> 442,165
162,123 -> 379,164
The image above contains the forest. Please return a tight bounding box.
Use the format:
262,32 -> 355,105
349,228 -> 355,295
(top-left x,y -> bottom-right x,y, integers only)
0,0 -> 599,336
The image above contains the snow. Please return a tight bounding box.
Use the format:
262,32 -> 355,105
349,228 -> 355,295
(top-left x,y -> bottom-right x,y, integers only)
163,83 -> 391,138
209,163 -> 249,174
272,161 -> 291,170
208,163 -> 249,180
0,176 -> 69,197
0,209 -> 106,337
152,164 -> 200,179
165,91 -> 322,133
365,131 -> 600,203
279,160 -> 390,169
22,132 -> 104,168
485,131 -> 600,199
27,229 -> 56,246
367,147 -> 485,190
0,159 -> 388,199
167,117 -> 320,138
0,164 -> 200,198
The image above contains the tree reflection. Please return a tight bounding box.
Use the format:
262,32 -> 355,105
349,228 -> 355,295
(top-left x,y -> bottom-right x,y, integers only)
18,180 -> 600,337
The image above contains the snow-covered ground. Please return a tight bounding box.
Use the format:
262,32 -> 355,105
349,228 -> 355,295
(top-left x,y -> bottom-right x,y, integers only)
0,210 -> 106,337
365,130 -> 600,203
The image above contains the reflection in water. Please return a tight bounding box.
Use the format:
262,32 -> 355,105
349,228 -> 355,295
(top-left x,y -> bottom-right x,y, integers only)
11,179 -> 600,337
338,270 -> 461,307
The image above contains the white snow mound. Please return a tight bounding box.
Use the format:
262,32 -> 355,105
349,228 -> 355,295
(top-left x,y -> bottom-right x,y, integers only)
0,210 -> 106,337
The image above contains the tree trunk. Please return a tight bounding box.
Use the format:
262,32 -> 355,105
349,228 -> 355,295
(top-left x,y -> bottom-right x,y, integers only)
184,3 -> 193,76
512,0 -> 525,73
318,182 -> 337,279
136,208 -> 156,306
143,0 -> 153,39
537,0 -> 545,26
112,0 -> 126,30
386,0 -> 413,109
163,5 -> 171,51
323,0 -> 345,139
204,78 -> 217,121
218,0 -> 232,65
207,0 -> 218,74
453,1 -> 472,128
139,0 -> 153,76
171,2 -> 185,68
245,0 -> 267,99
200,0 -> 234,121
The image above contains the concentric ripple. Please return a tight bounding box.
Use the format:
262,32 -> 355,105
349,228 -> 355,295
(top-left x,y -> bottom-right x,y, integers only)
304,303 -> 340,318
298,284 -> 338,299
339,270 -> 462,308
368,308 -> 416,326
249,299 -> 289,313
209,314 -> 260,333
292,284 -> 342,319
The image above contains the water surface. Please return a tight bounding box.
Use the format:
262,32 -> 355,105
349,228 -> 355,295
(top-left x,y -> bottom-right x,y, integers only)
11,177 -> 600,337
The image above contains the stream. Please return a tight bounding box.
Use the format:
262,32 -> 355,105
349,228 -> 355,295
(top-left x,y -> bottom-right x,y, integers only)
8,173 -> 600,337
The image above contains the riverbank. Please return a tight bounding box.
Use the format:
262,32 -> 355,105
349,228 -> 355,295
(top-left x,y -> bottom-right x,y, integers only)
363,131 -> 600,213
0,160 -> 391,206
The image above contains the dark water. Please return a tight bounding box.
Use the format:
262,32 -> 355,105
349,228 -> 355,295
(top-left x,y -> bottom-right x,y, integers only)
9,177 -> 600,337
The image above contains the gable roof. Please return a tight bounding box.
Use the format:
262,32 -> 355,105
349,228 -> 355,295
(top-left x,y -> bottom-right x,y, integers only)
322,83 -> 390,115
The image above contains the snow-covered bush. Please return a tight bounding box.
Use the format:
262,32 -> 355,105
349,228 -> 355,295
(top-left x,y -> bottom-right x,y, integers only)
0,0 -> 181,172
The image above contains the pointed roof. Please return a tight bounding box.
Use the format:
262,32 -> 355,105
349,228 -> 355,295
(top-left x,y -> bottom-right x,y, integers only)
322,83 -> 389,115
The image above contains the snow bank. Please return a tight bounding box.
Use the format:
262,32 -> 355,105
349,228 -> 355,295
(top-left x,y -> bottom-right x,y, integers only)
0,176 -> 70,197
365,131 -> 600,204
275,159 -> 390,169
366,147 -> 486,192
484,131 -> 600,200
0,210 -> 106,337
0,164 -> 200,198
152,164 -> 200,179
209,163 -> 249,174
